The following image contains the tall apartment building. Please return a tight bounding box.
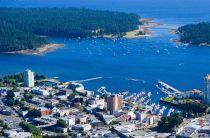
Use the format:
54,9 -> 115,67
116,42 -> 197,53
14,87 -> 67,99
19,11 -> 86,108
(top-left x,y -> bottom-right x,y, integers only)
23,69 -> 35,87
204,74 -> 210,104
107,94 -> 123,114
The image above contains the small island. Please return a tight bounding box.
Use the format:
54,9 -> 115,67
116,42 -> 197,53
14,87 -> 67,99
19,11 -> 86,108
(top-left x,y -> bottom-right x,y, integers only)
0,8 -> 142,54
177,22 -> 210,46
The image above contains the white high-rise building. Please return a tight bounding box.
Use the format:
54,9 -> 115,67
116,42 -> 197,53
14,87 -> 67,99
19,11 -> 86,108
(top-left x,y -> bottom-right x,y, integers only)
204,74 -> 210,104
23,69 -> 35,87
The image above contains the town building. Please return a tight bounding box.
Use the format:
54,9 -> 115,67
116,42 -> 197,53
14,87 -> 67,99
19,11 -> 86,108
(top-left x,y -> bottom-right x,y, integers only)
72,124 -> 92,132
107,95 -> 123,114
204,75 -> 210,104
61,115 -> 76,127
35,107 -> 52,117
23,69 -> 35,87
32,87 -> 49,96
136,111 -> 147,122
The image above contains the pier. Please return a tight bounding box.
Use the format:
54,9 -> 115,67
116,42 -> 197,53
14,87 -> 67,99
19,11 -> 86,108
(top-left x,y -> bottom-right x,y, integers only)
72,76 -> 103,83
157,80 -> 182,96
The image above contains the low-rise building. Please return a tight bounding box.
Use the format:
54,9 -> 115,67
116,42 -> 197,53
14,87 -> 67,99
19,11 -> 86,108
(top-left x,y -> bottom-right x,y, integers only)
32,87 -> 49,96
72,124 -> 92,132
136,111 -> 147,122
35,107 -> 52,117
61,115 -> 76,127
178,124 -> 201,137
76,114 -> 88,124
102,114 -> 115,125
177,115 -> 210,138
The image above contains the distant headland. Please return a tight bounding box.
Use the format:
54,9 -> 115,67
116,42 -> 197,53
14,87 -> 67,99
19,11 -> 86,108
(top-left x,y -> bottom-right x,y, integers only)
176,22 -> 210,46
0,8 -> 147,54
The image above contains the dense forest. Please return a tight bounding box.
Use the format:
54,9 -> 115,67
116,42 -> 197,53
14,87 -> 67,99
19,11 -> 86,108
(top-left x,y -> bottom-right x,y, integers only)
178,22 -> 210,45
0,8 -> 141,52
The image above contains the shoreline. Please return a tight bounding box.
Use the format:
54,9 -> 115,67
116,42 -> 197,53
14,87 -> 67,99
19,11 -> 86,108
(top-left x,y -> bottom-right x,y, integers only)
123,18 -> 161,38
3,43 -> 64,55
102,18 -> 161,39
1,18 -> 159,55
170,38 -> 210,47
169,28 -> 210,47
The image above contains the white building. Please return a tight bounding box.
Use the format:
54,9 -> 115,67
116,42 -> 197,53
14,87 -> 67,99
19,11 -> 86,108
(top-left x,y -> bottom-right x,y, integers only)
32,87 -> 49,96
204,75 -> 210,104
149,115 -> 156,125
89,98 -> 106,110
136,111 -> 147,122
72,124 -> 92,132
23,70 -> 35,87
61,115 -> 76,127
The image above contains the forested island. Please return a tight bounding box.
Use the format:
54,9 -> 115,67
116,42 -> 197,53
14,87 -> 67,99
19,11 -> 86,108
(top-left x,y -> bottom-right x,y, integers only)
178,22 -> 210,45
0,8 -> 141,52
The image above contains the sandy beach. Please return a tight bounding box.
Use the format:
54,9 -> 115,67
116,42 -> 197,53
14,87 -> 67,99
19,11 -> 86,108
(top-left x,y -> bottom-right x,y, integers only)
123,18 -> 161,38
102,18 -> 161,39
4,43 -> 64,55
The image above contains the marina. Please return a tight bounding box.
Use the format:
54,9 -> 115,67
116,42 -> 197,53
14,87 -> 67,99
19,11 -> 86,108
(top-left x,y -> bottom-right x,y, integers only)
156,80 -> 182,96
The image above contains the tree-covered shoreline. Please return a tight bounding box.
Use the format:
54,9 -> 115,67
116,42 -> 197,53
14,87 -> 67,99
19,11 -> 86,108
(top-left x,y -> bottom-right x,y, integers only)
0,8 -> 141,52
178,22 -> 210,45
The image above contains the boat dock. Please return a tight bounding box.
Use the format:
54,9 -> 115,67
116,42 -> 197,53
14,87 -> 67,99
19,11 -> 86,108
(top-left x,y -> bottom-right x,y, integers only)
157,80 -> 182,96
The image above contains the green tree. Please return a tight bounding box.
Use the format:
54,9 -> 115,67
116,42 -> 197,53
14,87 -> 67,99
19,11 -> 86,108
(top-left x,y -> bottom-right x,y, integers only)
56,119 -> 67,128
157,113 -> 183,133
0,8 -> 140,52
20,122 -> 41,137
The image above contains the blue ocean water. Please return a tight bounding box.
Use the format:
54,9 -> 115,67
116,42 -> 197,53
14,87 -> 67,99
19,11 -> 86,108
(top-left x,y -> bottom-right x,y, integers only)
0,0 -> 210,102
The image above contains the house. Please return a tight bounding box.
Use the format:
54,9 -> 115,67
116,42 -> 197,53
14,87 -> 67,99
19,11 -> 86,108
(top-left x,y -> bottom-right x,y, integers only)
59,88 -> 73,96
136,111 -> 147,122
52,107 -> 60,114
35,107 -> 52,117
76,114 -> 88,124
61,115 -> 76,127
72,124 -> 92,132
58,108 -> 71,117
89,98 -> 106,110
32,87 -> 49,96
48,99 -> 59,106
68,82 -> 84,92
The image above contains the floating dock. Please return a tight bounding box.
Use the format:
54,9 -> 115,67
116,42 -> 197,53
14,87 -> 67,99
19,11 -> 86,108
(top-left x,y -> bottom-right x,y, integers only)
157,80 -> 182,95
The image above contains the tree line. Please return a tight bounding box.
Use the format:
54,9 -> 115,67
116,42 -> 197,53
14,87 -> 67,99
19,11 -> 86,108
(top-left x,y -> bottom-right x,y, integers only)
178,22 -> 210,45
0,8 -> 141,52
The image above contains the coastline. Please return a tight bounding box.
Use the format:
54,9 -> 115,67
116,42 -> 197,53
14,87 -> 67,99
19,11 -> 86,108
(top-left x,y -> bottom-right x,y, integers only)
170,38 -> 210,47
123,18 -> 161,38
1,18 -> 159,56
169,28 -> 210,47
3,43 -> 64,55
103,18 -> 161,39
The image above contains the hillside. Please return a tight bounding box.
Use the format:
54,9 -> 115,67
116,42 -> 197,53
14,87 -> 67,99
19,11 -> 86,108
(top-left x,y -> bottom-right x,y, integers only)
178,22 -> 210,45
0,8 -> 141,52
